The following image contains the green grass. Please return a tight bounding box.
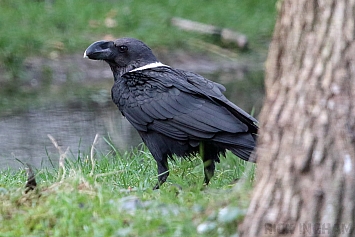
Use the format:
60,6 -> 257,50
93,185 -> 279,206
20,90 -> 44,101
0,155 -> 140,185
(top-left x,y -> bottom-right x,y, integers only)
0,0 -> 277,56
0,144 -> 255,236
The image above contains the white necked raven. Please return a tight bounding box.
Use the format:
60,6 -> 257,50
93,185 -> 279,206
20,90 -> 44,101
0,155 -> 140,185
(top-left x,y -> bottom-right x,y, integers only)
84,38 -> 258,189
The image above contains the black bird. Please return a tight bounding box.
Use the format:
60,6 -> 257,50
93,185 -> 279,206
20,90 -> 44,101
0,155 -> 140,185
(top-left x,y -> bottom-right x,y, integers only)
84,38 -> 258,189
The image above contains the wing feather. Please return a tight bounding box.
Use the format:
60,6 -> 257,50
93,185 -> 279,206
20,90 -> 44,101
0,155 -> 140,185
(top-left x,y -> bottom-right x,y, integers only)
119,67 -> 257,141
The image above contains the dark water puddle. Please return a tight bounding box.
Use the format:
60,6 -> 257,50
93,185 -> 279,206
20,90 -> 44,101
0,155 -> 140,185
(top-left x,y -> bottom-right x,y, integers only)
0,105 -> 141,169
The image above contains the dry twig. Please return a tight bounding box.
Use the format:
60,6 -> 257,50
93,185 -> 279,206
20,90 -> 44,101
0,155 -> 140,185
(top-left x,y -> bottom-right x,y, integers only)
90,134 -> 100,176
47,134 -> 69,181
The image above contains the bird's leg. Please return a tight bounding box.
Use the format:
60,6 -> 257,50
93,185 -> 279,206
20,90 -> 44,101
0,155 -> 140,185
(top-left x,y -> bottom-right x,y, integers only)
153,159 -> 169,189
200,141 -> 216,185
203,159 -> 215,185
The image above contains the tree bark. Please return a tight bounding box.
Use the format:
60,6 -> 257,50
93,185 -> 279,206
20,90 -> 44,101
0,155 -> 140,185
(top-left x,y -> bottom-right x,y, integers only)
240,0 -> 355,236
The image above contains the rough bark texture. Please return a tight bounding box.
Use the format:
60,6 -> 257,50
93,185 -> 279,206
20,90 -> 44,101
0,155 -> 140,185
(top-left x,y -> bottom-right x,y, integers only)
240,0 -> 355,236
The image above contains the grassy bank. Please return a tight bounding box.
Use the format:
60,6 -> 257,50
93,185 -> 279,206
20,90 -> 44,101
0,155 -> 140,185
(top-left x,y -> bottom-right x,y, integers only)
0,145 -> 255,236
0,0 -> 277,58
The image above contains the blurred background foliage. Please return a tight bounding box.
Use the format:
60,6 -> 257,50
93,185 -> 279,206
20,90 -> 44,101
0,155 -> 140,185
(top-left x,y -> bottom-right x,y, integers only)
1,0 -> 276,97
0,0 -> 276,57
0,0 -> 277,112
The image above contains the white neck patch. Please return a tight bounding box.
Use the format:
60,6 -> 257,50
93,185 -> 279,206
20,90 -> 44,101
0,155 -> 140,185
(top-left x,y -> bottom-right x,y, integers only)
129,62 -> 170,72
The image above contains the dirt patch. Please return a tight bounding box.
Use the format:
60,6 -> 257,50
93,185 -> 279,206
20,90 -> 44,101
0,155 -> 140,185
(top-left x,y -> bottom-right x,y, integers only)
19,49 -> 250,88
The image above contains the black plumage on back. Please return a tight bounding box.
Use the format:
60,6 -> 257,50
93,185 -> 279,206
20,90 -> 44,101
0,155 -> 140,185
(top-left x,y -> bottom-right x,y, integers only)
84,38 -> 258,189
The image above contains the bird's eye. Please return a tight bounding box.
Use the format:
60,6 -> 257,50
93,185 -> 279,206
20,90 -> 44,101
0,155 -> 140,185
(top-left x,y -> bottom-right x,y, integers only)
118,45 -> 128,53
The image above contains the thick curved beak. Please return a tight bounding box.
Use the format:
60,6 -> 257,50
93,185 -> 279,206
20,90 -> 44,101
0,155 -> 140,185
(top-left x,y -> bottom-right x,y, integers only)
83,40 -> 114,60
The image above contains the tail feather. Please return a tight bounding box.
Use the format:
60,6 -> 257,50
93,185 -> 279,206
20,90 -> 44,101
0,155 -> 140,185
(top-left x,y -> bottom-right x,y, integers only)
227,146 -> 256,162
213,132 -> 257,162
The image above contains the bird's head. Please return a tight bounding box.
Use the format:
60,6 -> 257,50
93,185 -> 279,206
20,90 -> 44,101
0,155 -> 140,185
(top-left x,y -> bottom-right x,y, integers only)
84,37 -> 159,76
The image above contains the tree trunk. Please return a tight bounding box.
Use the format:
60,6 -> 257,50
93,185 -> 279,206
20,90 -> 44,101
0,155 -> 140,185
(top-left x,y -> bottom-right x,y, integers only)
240,0 -> 355,236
